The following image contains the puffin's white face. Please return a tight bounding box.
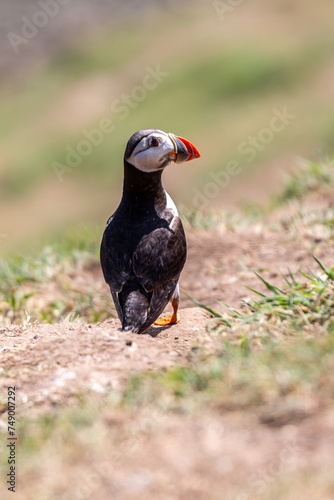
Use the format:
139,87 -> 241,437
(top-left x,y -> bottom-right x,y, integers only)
127,132 -> 176,173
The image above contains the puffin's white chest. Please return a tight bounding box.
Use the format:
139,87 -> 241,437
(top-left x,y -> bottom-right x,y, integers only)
164,190 -> 178,217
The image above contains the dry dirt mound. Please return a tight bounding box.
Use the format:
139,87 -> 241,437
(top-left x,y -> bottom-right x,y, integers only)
0,308 -> 212,414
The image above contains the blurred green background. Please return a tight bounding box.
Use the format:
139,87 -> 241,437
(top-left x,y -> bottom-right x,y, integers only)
1,0 -> 334,254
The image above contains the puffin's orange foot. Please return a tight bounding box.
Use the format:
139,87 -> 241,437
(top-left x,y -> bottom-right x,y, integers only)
154,312 -> 180,326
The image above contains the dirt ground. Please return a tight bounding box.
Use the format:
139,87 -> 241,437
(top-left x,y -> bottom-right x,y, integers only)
0,307 -> 213,414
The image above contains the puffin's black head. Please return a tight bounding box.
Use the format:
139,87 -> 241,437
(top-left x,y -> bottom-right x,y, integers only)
124,129 -> 200,173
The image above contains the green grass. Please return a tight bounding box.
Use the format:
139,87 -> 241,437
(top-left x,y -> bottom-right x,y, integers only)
0,224 -> 100,288
122,326 -> 334,415
187,255 -> 334,335
164,254 -> 334,414
181,158 -> 334,232
0,224 -> 113,324
274,160 -> 334,205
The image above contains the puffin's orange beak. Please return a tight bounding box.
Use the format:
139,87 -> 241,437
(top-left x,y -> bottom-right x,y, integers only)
168,133 -> 201,164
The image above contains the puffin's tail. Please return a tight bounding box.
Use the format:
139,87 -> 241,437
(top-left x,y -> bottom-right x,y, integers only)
119,281 -> 151,333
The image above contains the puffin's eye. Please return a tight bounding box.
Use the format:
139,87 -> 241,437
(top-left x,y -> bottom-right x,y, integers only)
150,137 -> 160,147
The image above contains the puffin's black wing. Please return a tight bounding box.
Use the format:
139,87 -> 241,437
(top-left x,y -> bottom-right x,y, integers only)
130,214 -> 186,332
100,213 -> 132,294
133,215 -> 186,292
136,280 -> 177,333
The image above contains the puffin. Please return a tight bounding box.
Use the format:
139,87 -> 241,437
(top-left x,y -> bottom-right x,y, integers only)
100,129 -> 200,334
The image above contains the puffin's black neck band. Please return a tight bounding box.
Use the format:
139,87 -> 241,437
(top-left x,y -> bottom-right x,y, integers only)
122,160 -> 165,208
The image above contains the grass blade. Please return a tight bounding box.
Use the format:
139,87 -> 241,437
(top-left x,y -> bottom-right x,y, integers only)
182,290 -> 222,318
313,255 -> 334,279
245,285 -> 266,297
255,272 -> 286,295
